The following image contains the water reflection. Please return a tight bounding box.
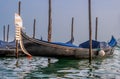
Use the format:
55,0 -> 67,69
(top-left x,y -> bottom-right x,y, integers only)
25,50 -> 120,79
92,49 -> 120,79
0,49 -> 120,79
25,58 -> 96,79
0,57 -> 58,79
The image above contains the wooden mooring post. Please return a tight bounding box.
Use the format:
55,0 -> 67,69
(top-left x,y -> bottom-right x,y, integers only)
7,24 -> 10,42
88,0 -> 92,64
3,25 -> 6,41
48,0 -> 52,63
95,17 -> 98,41
71,17 -> 74,43
48,0 -> 52,42
16,40 -> 19,58
18,1 -> 21,16
33,19 -> 36,38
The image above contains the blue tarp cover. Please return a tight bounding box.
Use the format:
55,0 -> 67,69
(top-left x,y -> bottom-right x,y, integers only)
52,42 -> 78,48
0,40 -> 16,49
79,40 -> 100,48
40,36 -> 117,48
39,39 -> 78,48
108,36 -> 117,47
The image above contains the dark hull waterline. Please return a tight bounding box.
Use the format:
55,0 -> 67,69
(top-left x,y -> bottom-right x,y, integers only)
22,31 -> 115,59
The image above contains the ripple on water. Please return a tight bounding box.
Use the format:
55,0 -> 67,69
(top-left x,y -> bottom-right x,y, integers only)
0,49 -> 120,79
0,56 -> 58,79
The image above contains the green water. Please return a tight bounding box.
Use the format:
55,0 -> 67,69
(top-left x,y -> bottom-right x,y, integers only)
0,49 -> 120,79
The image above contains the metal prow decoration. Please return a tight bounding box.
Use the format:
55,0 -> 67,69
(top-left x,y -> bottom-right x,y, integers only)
15,13 -> 32,58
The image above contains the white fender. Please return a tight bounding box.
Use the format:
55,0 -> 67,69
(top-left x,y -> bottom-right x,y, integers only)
98,50 -> 105,57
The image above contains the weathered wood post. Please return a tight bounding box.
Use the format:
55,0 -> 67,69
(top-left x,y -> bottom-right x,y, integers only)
95,17 -> 98,41
7,24 -> 10,42
16,1 -> 21,58
88,0 -> 92,64
48,0 -> 52,63
3,25 -> 6,41
48,0 -> 52,42
18,1 -> 21,16
71,17 -> 74,43
33,19 -> 36,38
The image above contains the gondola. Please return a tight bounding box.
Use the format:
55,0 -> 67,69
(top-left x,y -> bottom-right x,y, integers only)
15,13 -> 117,59
21,31 -> 117,59
0,40 -> 22,57
0,40 -> 16,49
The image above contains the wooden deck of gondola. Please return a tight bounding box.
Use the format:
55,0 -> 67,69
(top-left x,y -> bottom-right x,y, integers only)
0,48 -> 24,57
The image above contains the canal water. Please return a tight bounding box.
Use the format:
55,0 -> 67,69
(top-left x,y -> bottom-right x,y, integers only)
0,48 -> 120,79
